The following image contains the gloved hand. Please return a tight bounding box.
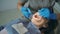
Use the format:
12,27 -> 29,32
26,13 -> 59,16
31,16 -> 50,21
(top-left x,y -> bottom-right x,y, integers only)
38,8 -> 50,19
20,7 -> 32,19
38,8 -> 57,20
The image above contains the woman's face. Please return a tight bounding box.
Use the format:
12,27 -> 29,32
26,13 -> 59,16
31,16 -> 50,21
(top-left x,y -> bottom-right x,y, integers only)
31,12 -> 48,28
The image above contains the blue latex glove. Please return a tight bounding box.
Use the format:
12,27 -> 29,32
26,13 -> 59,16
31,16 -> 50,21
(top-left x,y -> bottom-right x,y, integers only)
38,8 -> 50,19
20,7 -> 32,19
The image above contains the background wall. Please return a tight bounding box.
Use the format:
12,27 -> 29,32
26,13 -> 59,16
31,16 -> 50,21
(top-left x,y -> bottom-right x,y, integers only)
0,0 -> 18,11
0,0 -> 21,25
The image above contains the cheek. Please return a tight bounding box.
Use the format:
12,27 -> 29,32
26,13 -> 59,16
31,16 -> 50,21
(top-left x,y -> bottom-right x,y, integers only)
38,19 -> 46,25
36,19 -> 45,25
